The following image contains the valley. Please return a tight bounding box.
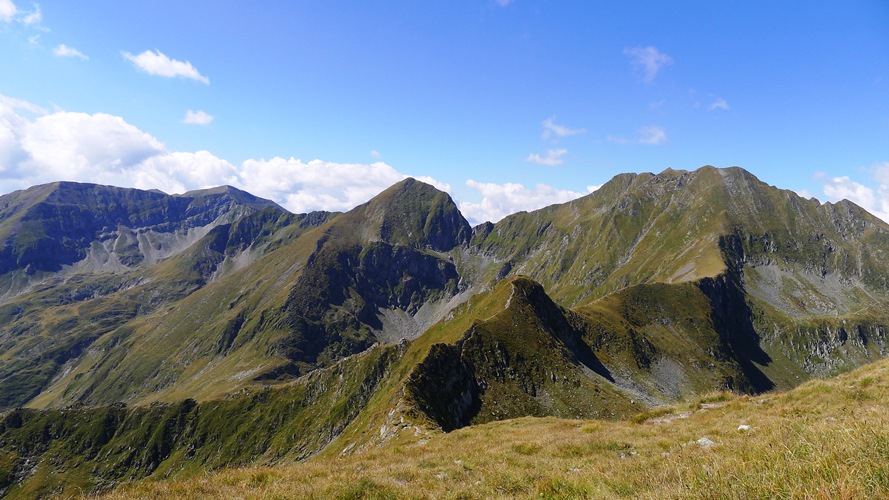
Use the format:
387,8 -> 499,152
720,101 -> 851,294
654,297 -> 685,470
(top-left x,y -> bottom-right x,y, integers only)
0,166 -> 887,497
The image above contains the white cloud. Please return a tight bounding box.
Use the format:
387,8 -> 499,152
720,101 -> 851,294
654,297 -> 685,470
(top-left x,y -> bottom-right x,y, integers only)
53,44 -> 89,60
459,180 -> 587,224
638,125 -> 667,145
821,175 -> 876,209
526,148 -> 567,166
817,166 -> 889,222
21,2 -> 38,24
0,95 -> 602,226
872,162 -> 889,185
608,125 -> 667,145
20,111 -> 166,185
370,150 -> 381,158
0,0 -> 16,22
134,151 -> 238,193
122,49 -> 210,84
0,94 -> 442,215
182,110 -> 213,125
624,46 -> 672,83
709,98 -> 729,111
0,94 -> 47,115
1,1 -> 44,26
542,116 -> 586,140
237,158 -> 447,213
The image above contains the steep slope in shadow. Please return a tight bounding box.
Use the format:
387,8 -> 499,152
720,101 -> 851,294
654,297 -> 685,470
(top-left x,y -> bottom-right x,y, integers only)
404,277 -> 632,431
0,182 -> 282,299
274,177 -> 473,371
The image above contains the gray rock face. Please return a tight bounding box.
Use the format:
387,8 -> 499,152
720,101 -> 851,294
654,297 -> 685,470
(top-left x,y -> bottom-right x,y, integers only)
0,182 -> 283,296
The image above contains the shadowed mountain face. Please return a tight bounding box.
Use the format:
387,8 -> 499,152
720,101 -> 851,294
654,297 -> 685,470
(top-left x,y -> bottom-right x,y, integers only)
0,182 -> 284,291
2,166 -> 889,497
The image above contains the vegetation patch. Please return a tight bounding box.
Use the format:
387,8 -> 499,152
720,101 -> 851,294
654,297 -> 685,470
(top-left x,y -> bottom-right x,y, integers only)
100,356 -> 889,499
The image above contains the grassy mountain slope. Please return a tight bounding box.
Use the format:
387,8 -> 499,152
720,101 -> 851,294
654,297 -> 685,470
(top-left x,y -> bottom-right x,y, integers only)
0,167 -> 889,497
325,276 -> 641,459
0,343 -> 407,499
475,166 -> 889,386
19,209 -> 335,409
103,351 -> 889,499
6,167 -> 887,412
0,276 -> 700,496
9,178 -> 472,410
473,167 -> 889,309
0,192 -> 329,409
471,168 -> 730,305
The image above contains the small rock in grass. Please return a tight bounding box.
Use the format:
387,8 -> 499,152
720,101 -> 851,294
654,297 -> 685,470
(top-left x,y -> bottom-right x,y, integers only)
738,424 -> 751,432
697,437 -> 717,448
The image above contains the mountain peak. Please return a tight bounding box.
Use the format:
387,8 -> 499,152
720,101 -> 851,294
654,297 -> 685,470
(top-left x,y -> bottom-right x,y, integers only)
351,177 -> 471,251
0,181 -> 286,278
180,185 -> 284,212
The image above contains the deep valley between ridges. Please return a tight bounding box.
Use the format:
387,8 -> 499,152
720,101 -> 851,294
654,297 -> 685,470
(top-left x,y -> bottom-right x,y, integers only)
0,165 -> 888,497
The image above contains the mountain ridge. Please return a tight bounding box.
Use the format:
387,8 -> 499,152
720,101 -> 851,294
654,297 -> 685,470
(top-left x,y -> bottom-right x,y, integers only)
1,165 -> 888,497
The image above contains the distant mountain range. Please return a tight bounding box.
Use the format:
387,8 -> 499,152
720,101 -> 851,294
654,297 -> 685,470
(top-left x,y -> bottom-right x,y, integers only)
1,166 -> 887,497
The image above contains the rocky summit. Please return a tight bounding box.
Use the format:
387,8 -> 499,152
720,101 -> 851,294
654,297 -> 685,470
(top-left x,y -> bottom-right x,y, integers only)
1,166 -> 888,497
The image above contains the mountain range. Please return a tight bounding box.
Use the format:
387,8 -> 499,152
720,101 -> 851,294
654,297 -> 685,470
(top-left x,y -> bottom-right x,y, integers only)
0,165 -> 887,497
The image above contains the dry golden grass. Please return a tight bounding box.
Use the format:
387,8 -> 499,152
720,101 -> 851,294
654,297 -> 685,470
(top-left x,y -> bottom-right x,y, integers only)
99,358 -> 889,499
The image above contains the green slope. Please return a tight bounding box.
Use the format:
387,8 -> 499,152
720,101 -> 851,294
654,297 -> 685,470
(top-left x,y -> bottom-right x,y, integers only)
101,355 -> 889,500
0,196 -> 329,409
12,178 -> 472,409
1,166 -> 889,496
0,343 -> 406,499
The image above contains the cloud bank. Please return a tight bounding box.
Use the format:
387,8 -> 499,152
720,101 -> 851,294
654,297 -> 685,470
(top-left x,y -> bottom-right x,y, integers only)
459,180 -> 594,224
0,95 -> 591,224
0,95 -> 455,215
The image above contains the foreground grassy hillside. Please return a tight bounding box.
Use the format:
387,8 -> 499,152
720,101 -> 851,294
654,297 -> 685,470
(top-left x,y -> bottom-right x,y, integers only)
102,355 -> 889,499
0,344 -> 407,498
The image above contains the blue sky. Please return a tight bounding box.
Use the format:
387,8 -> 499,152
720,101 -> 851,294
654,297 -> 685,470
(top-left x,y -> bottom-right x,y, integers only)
1,1 -> 888,224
